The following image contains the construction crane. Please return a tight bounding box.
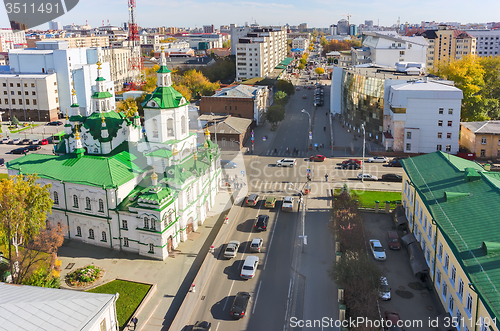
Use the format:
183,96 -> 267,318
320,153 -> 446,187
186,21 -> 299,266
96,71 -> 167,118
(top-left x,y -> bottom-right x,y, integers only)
126,0 -> 144,90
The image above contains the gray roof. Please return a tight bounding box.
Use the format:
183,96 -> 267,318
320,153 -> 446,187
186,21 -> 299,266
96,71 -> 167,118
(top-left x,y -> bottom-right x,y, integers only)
207,116 -> 252,134
0,282 -> 117,331
213,85 -> 265,99
460,121 -> 500,134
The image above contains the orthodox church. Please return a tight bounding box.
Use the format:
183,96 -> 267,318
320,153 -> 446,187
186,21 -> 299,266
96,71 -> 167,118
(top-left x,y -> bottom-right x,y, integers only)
7,51 -> 222,260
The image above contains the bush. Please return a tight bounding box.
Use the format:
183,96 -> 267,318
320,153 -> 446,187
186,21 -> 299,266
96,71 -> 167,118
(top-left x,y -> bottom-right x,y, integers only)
23,267 -> 60,288
66,265 -> 103,286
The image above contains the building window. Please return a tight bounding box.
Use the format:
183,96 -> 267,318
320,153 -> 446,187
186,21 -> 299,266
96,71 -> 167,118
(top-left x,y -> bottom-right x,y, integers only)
151,219 -> 156,230
73,195 -> 79,208
17,91 -> 21,95
144,217 -> 149,229
449,295 -> 454,311
437,270 -> 442,286
9,83 -> 12,87
446,145 -> 451,152
32,91 -> 36,95
85,197 -> 91,210
76,226 -> 82,237
444,253 -> 449,271
11,99 -> 15,105
16,83 -> 20,87
406,143 -> 411,151
53,191 -> 59,205
124,237 -> 129,247
438,132 -> 442,138
481,149 -> 486,157
101,231 -> 107,242
149,243 -> 154,253
438,120 -> 443,126
439,108 -> 444,114
438,243 -> 443,260
437,145 -> 442,151
122,220 -> 128,229
31,83 -> 34,87
447,133 -> 452,139
451,265 -> 456,283
448,109 -> 453,114
458,279 -> 464,298
181,115 -> 186,135
466,293 -> 473,313
447,121 -> 452,127
167,118 -> 174,136
98,199 -> 104,212
442,282 -> 447,297
481,137 -> 487,144
33,99 -> 37,105
89,229 -> 95,239
407,132 -> 412,139
26,99 -> 29,105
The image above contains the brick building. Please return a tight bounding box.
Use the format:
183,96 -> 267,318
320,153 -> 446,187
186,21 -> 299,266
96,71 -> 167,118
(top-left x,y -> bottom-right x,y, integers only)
202,114 -> 253,150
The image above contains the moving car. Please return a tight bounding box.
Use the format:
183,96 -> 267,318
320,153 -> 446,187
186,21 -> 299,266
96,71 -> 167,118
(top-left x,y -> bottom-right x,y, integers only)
357,173 -> 378,181
309,154 -> 326,162
40,139 -> 49,145
379,277 -> 391,300
230,292 -> 251,319
369,239 -> 386,261
246,194 -> 259,207
240,255 -> 259,279
27,145 -> 41,151
31,139 -> 40,145
192,321 -> 212,331
250,238 -> 263,252
224,240 -> 240,259
11,147 -> 29,154
46,121 -> 63,126
295,87 -> 300,91
264,197 -> 276,208
387,231 -> 401,250
382,174 -> 402,182
384,311 -> 404,331
342,159 -> 362,165
302,94 -> 307,99
388,158 -> 403,167
342,162 -> 361,170
12,138 -> 20,145
367,156 -> 389,163
282,196 -> 294,211
22,138 -> 31,145
255,215 -> 269,231
276,158 -> 296,167
221,160 -> 237,168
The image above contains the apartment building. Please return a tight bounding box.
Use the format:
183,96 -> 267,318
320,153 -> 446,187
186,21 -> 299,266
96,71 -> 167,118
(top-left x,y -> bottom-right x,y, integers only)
466,30 -> 500,56
234,26 -> 287,82
459,121 -> 500,158
401,152 -> 500,331
0,28 -> 27,52
26,36 -> 109,49
292,37 -> 309,51
0,73 -> 59,121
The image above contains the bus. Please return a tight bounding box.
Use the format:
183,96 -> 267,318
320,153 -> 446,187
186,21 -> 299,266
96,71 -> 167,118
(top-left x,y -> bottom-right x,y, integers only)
52,130 -> 65,143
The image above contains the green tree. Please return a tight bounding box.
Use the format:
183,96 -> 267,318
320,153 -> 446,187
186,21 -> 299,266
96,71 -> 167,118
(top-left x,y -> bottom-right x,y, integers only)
12,115 -> 20,127
142,65 -> 159,93
116,97 -> 139,118
222,40 -> 231,48
298,63 -> 305,70
266,105 -> 285,126
0,174 -> 54,283
274,91 -> 288,106
276,80 -> 295,95
312,30 -> 318,38
320,36 -> 328,47
315,67 -> 325,76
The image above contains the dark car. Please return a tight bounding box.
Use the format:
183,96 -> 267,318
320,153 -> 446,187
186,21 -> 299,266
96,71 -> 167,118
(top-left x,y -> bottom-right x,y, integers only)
309,154 -> 326,162
192,320 -> 212,331
388,158 -> 403,167
0,158 -> 4,166
387,231 -> 401,250
46,121 -> 63,126
384,311 -> 404,331
230,292 -> 251,319
382,174 -> 402,182
11,147 -> 29,154
342,158 -> 362,165
255,215 -> 269,231
27,145 -> 41,151
342,162 -> 361,170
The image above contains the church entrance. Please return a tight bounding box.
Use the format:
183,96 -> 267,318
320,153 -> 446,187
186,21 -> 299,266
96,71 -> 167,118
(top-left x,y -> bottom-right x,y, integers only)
167,235 -> 173,252
186,217 -> 194,234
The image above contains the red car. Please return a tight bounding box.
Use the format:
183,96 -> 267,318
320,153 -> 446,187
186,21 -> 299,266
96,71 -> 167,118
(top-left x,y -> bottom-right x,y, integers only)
342,158 -> 362,165
309,155 -> 326,162
40,139 -> 49,145
384,311 -> 404,330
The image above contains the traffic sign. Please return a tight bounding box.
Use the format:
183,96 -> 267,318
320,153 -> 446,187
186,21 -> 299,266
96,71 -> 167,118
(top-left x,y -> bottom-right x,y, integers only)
241,171 -> 245,175
309,131 -> 312,140
307,168 -> 311,174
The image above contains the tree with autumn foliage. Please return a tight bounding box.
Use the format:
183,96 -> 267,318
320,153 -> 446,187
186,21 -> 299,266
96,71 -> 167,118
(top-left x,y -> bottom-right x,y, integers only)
172,69 -> 220,101
321,39 -> 361,56
142,65 -> 160,93
116,97 -> 139,118
0,174 -> 54,283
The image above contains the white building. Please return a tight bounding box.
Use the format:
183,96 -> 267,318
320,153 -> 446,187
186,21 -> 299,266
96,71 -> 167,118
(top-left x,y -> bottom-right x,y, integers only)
0,73 -> 59,121
187,34 -> 223,49
292,37 -> 309,51
8,50 -> 222,260
0,28 -> 27,51
234,26 -> 287,81
0,283 -> 119,331
466,30 -> 500,56
49,21 -> 62,31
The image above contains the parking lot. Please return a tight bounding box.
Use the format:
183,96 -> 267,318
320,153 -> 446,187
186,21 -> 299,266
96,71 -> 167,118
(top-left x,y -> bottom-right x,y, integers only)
363,212 -> 444,330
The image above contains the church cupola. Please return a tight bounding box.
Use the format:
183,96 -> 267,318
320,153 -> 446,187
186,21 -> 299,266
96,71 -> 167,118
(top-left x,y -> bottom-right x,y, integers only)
70,86 -> 80,117
157,47 -> 173,87
73,123 -> 85,158
91,58 -> 113,114
101,112 -> 109,139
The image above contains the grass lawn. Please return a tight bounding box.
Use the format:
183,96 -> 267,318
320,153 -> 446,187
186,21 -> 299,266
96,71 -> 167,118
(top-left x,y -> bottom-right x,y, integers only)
335,189 -> 401,209
87,279 -> 151,330
0,174 -> 8,179
10,124 -> 39,134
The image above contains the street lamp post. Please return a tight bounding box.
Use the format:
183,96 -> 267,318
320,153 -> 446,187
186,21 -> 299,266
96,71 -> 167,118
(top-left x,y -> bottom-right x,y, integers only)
361,124 -> 366,183
301,109 -> 312,179
287,183 -> 307,253
301,109 -> 311,148
210,112 -> 217,146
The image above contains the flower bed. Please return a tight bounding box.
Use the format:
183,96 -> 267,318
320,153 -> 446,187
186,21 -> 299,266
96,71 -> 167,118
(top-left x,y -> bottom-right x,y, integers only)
65,265 -> 104,287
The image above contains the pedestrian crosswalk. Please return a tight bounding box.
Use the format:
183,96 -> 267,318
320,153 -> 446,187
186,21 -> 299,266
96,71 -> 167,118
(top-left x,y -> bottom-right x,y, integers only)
262,149 -> 326,157
247,179 -> 305,193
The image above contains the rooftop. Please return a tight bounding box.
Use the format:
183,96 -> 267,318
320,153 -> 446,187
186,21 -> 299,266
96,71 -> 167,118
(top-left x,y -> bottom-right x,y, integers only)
460,121 -> 500,135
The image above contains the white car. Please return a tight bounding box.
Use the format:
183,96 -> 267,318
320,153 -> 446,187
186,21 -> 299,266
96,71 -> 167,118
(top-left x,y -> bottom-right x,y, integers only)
250,238 -> 263,253
240,256 -> 259,279
224,240 -> 240,259
12,138 -> 20,145
369,239 -> 386,261
379,276 -> 391,300
282,196 -> 294,211
276,158 -> 296,167
2,137 -> 10,144
31,139 -> 40,145
357,173 -> 378,181
367,156 -> 389,163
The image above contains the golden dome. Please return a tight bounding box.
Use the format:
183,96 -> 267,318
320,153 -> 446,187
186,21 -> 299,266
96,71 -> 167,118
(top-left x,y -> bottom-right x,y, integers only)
172,145 -> 179,156
74,123 -> 80,139
151,166 -> 158,180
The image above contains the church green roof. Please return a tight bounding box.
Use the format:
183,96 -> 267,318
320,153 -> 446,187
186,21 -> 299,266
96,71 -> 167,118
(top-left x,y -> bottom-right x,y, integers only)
145,149 -> 173,159
92,91 -> 113,99
142,86 -> 186,109
164,147 -> 218,185
95,77 -> 106,81
157,65 -> 171,73
83,111 -> 127,143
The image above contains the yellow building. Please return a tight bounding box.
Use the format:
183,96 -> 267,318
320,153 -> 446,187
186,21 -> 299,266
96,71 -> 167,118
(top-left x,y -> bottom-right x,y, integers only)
401,151 -> 499,331
26,36 -> 109,49
460,121 -> 500,159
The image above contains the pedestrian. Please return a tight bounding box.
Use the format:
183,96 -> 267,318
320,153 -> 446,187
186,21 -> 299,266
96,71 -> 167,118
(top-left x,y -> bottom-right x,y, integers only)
132,317 -> 138,329
325,174 -> 329,182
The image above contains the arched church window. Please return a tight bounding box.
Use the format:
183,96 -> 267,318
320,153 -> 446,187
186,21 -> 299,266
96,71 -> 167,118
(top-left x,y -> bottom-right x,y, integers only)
152,119 -> 158,138
181,116 -> 186,135
107,100 -> 110,110
167,118 -> 174,136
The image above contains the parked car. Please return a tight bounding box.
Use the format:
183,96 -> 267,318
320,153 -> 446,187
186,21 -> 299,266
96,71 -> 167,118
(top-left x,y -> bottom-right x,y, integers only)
388,158 -> 403,167
264,196 -> 276,209
22,138 -> 31,145
40,139 -> 49,145
357,173 -> 378,181
255,215 -> 269,231
369,239 -> 386,261
31,139 -> 40,145
342,159 -> 361,165
46,121 -> 63,126
387,231 -> 401,250
221,160 -> 237,168
250,238 -> 263,252
384,311 -> 404,331
382,174 -> 403,182
367,156 -> 389,163
12,138 -> 20,145
302,94 -> 307,99
307,86 -> 312,90
240,255 -> 259,279
2,137 -> 10,144
309,154 -> 326,162
11,147 -> 29,154
246,194 -> 259,207
379,276 -> 391,300
27,145 -> 41,151
282,196 -> 294,212
342,162 -> 361,170
192,321 -> 212,331
295,87 -> 300,91
276,158 -> 296,167
224,240 -> 240,259
230,292 -> 251,319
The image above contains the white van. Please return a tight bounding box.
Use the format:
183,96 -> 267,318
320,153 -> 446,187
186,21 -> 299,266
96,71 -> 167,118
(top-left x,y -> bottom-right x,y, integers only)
276,158 -> 296,167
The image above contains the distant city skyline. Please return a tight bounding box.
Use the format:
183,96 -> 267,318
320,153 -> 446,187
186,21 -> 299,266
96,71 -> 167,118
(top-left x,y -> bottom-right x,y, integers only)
0,0 -> 498,31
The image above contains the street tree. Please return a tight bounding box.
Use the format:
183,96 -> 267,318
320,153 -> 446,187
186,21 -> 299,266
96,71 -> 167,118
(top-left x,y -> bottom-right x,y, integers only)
0,174 -> 53,282
315,67 -> 325,79
116,97 -> 139,118
276,80 -> 295,95
320,36 -> 328,47
274,91 -> 289,106
266,105 -> 285,127
12,115 -> 20,127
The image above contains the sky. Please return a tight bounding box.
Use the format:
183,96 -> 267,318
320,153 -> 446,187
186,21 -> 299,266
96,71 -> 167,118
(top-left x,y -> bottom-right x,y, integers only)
0,0 -> 498,31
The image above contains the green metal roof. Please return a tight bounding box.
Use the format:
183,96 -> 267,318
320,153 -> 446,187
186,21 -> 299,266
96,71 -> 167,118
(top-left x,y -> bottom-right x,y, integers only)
7,148 -> 145,187
157,65 -> 171,73
83,111 -> 127,143
91,91 -> 113,99
142,86 -> 186,109
402,151 -> 500,323
95,77 -> 106,81
279,57 -> 293,66
145,149 -> 173,159
275,65 -> 287,69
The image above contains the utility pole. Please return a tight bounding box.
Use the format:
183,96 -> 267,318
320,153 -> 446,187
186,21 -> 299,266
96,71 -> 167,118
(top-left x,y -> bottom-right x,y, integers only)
361,124 -> 365,183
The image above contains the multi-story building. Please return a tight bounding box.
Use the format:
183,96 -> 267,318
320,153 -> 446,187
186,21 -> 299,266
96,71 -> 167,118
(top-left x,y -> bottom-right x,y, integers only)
459,121 -> 500,159
26,36 -> 109,49
0,73 -> 59,121
292,37 -> 309,51
187,33 -> 223,50
466,30 -> 500,56
298,23 -> 308,32
48,21 -> 62,31
203,25 -> 215,34
337,19 -> 349,35
234,26 -> 287,82
401,152 -> 500,331
0,28 -> 27,52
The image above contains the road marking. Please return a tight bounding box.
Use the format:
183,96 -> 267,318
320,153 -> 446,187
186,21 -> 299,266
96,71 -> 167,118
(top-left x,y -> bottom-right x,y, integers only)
252,280 -> 262,314
222,280 -> 235,311
263,208 -> 280,270
215,322 -> 220,331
